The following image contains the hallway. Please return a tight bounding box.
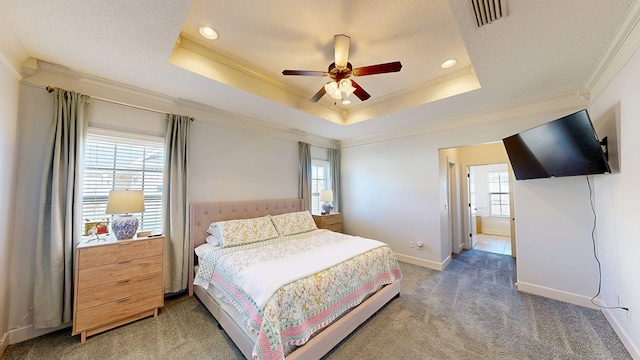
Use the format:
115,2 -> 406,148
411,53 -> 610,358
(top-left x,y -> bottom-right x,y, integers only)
474,233 -> 511,256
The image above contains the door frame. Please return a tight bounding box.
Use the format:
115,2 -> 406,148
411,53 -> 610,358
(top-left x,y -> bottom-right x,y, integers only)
447,159 -> 463,254
464,162 -> 516,257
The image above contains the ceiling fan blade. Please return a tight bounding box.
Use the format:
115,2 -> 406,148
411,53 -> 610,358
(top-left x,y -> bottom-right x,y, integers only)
282,70 -> 328,76
309,87 -> 326,102
334,34 -> 351,68
353,61 -> 403,76
350,80 -> 371,101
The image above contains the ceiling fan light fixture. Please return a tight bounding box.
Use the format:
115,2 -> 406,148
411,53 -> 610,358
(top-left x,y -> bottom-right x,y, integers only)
338,78 -> 354,93
440,59 -> 457,69
198,25 -> 218,40
324,81 -> 342,100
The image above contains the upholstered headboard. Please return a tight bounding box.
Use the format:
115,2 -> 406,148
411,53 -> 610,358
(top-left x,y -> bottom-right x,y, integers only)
188,198 -> 303,295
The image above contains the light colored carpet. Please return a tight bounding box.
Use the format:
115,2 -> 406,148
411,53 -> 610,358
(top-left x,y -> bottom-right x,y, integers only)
3,249 -> 631,359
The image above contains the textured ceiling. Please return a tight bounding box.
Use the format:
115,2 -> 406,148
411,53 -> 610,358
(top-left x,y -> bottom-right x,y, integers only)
0,0 -> 634,141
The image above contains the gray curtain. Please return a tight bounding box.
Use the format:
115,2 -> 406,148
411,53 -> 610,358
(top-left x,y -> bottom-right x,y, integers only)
33,88 -> 89,328
298,142 -> 312,211
163,114 -> 191,293
329,148 -> 341,212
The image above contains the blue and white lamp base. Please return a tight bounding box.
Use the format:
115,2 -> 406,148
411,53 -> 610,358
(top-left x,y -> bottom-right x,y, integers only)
111,214 -> 139,240
321,202 -> 333,215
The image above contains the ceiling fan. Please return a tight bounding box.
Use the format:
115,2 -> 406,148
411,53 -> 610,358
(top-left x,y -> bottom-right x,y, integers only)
282,34 -> 402,103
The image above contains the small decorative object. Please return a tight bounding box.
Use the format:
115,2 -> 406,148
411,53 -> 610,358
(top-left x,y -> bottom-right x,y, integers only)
84,220 -> 109,236
105,190 -> 145,240
320,190 -> 334,215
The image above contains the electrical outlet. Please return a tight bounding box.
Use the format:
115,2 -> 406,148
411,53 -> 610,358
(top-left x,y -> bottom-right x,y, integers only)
616,294 -> 621,307
627,308 -> 631,321
409,241 -> 415,248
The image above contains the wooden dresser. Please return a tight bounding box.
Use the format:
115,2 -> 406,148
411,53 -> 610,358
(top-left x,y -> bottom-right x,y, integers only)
312,213 -> 343,233
72,235 -> 164,343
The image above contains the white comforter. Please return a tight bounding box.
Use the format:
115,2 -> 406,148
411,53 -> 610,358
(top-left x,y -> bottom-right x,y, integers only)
235,235 -> 386,308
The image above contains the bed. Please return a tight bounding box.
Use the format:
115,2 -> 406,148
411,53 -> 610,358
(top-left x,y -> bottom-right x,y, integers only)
188,199 -> 402,359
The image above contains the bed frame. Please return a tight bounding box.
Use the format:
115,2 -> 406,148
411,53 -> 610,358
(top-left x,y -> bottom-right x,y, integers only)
188,198 -> 401,359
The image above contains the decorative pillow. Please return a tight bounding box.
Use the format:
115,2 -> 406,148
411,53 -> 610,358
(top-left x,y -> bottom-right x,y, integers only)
210,215 -> 278,247
271,211 -> 318,236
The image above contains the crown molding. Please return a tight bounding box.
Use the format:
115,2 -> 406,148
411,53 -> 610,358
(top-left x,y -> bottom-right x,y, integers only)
169,37 -> 345,125
171,36 -> 480,127
340,89 -> 588,148
21,58 -> 339,149
585,0 -> 640,102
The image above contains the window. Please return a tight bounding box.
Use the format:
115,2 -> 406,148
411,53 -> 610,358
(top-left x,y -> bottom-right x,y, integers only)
488,170 -> 510,216
82,129 -> 165,234
311,160 -> 331,215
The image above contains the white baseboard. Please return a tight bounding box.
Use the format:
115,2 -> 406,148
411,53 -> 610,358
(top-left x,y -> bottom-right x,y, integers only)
602,308 -> 640,359
6,322 -> 70,345
395,253 -> 450,271
480,230 -> 511,237
516,281 -> 599,310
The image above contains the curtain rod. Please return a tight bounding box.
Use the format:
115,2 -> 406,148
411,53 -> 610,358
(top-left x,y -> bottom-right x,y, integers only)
298,141 -> 340,150
45,85 -> 194,121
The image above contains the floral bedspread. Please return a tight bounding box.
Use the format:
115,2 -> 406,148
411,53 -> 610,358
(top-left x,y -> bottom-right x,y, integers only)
194,229 -> 402,360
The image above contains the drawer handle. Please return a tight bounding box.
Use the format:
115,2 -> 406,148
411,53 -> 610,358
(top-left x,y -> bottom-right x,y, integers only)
117,260 -> 132,265
117,279 -> 131,284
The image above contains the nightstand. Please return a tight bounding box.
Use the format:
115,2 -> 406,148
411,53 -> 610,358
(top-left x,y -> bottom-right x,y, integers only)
72,235 -> 164,343
312,213 -> 343,233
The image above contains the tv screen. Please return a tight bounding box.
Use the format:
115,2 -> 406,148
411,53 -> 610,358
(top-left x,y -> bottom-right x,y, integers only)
502,109 -> 611,180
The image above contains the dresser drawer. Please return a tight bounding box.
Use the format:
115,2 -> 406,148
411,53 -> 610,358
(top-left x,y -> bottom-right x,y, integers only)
320,214 -> 342,225
77,255 -> 162,289
78,237 -> 163,268
313,214 -> 343,233
76,272 -> 162,311
74,289 -> 164,332
323,223 -> 343,232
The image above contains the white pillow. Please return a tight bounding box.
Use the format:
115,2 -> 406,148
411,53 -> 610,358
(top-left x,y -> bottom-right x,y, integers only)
270,211 -> 318,236
195,243 -> 218,258
205,234 -> 219,246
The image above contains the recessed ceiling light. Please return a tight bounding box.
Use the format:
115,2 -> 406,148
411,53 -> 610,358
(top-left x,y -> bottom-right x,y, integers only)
198,25 -> 218,40
342,99 -> 351,105
440,59 -> 457,69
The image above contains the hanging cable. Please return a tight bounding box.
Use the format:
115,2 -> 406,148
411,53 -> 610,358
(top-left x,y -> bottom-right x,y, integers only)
586,175 -> 628,311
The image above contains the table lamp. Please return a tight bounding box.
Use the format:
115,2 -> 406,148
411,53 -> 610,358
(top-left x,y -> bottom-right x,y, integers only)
106,190 -> 145,240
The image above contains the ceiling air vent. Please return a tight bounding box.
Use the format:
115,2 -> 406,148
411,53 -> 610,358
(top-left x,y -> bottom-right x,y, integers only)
471,0 -> 507,27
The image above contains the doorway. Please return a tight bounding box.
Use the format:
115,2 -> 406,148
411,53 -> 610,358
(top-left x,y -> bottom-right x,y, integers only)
468,163 -> 513,256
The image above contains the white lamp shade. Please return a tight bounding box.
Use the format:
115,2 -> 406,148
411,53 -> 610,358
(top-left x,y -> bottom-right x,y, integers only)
105,190 -> 145,214
320,190 -> 334,202
324,81 -> 342,100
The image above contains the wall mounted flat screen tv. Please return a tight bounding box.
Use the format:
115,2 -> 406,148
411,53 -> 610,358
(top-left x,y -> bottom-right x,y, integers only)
502,109 -> 611,180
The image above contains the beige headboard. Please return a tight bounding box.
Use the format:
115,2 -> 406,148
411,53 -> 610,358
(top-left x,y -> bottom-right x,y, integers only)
188,198 -> 303,295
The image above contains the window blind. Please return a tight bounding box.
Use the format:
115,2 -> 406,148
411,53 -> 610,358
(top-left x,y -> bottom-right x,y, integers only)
82,129 -> 165,234
311,161 -> 330,215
